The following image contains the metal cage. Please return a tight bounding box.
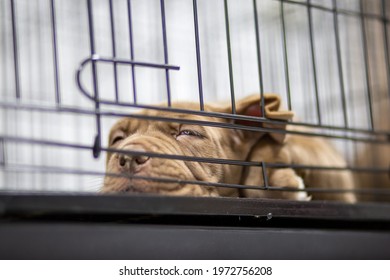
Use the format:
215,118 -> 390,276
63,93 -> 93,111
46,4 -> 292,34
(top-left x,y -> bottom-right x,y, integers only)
0,0 -> 390,259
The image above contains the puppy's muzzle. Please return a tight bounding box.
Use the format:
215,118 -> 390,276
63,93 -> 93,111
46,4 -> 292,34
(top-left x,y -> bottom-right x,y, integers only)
116,147 -> 150,174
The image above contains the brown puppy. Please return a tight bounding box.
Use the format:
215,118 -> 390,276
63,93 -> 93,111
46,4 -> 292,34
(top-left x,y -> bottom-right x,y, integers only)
102,94 -> 356,203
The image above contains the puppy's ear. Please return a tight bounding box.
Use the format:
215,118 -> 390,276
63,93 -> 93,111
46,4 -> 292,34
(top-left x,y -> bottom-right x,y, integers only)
212,93 -> 294,143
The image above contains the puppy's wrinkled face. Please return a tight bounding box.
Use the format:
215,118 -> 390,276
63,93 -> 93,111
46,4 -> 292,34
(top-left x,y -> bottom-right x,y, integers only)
101,103 -> 244,196
101,94 -> 292,196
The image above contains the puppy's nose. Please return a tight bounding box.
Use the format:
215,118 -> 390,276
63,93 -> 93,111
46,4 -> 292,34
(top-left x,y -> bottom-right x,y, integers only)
118,153 -> 150,173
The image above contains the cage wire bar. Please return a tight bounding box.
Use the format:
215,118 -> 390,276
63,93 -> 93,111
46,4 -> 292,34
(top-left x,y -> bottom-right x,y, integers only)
332,0 -> 349,129
383,0 -> 390,100
0,0 -> 390,199
85,0 -> 100,159
224,0 -> 236,114
359,0 -> 374,130
109,0 -> 119,103
10,0 -> 20,100
50,0 -> 61,105
280,0 -> 293,111
307,0 -> 321,125
252,0 -> 266,117
127,0 -> 137,104
193,0 -> 205,111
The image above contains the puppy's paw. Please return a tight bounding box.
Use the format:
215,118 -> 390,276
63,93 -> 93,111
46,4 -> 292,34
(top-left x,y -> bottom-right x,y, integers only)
294,175 -> 311,201
269,168 -> 311,201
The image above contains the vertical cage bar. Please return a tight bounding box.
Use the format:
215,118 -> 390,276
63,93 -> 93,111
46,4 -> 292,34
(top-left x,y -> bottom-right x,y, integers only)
253,0 -> 265,117
160,0 -> 171,107
192,0 -> 204,111
280,1 -> 292,110
0,138 -> 5,167
87,0 -> 102,158
50,0 -> 61,105
224,0 -> 236,114
109,0 -> 119,103
332,0 -> 349,128
127,0 -> 137,104
261,161 -> 268,189
307,0 -> 322,125
359,0 -> 374,130
10,0 -> 21,99
382,0 -> 390,101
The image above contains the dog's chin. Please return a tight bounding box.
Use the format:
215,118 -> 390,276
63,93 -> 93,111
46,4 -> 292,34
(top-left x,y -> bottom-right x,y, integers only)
101,177 -> 219,197
121,180 -> 184,195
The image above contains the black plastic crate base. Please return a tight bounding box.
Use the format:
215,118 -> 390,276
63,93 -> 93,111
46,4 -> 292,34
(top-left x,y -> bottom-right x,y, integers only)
0,192 -> 389,259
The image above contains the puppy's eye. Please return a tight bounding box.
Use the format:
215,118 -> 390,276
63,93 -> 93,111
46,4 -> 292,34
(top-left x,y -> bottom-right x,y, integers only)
178,130 -> 203,138
111,136 -> 124,145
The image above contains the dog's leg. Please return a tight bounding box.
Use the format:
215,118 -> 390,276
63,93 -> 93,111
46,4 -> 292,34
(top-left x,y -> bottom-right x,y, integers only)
241,166 -> 311,201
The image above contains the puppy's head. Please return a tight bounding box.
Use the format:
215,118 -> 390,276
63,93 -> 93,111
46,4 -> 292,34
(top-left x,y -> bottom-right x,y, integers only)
101,93 -> 293,196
